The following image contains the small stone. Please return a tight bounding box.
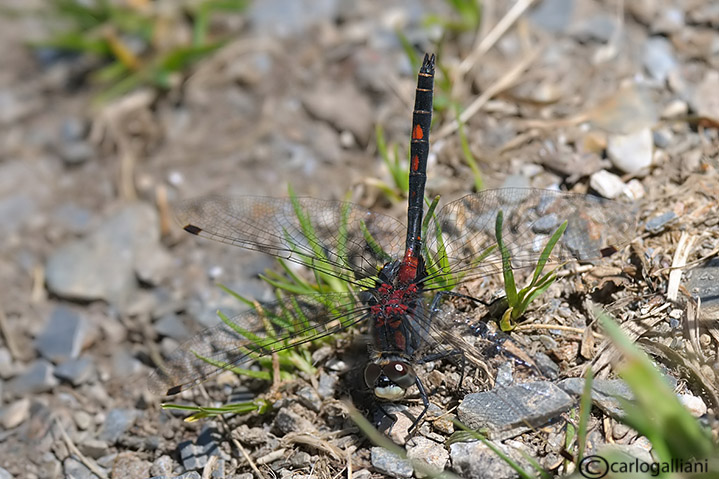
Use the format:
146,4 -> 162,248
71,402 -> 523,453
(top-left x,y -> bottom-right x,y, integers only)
301,82 -> 373,145
78,439 -> 108,459
661,99 -> 688,119
290,451 -> 312,468
272,408 -> 316,436
35,306 -> 92,363
645,211 -> 677,233
98,408 -> 138,443
150,455 -> 174,476
153,314 -> 190,342
589,170 -> 628,199
133,243 -> 174,286
450,440 -> 531,479
406,437 -> 449,477
528,0 -> 573,33
0,467 -> 13,479
0,347 -> 14,378
57,141 -> 95,165
370,447 -> 413,478
111,350 -> 143,378
7,360 -> 58,395
643,37 -> 678,82
110,453 -> 151,479
458,381 -> 575,440
606,128 -> 653,174
178,424 -> 229,471
652,128 -> 672,149
316,371 -> 337,399
74,410 -> 92,430
559,378 -> 634,417
690,71 -> 719,121
63,457 -> 96,479
686,258 -> 719,310
0,397 -> 30,429
55,356 -> 95,385
295,386 -> 321,413
678,394 -> 707,417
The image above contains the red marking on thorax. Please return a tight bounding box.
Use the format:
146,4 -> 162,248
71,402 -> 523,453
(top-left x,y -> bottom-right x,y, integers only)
412,124 -> 424,140
411,154 -> 419,172
398,249 -> 419,284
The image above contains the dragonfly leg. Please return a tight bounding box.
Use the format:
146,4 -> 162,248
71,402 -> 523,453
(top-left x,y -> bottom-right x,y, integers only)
408,376 -> 430,434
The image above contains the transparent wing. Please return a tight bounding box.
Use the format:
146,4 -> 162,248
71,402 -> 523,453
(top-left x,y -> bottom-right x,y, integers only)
148,292 -> 369,395
174,196 -> 408,286
424,188 -> 638,286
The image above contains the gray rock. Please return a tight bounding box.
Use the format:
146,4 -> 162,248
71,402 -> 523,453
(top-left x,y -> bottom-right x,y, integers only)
7,360 -> 58,396
63,457 -> 97,479
149,455 -> 174,477
450,440 -> 531,479
690,71 -> 719,121
500,174 -> 530,189
111,350 -> 143,378
55,356 -> 95,385
0,347 -> 15,378
134,241 -> 174,286
652,128 -> 672,149
272,408 -> 316,436
290,451 -> 312,468
406,437 -> 449,477
571,13 -> 618,43
34,306 -> 91,363
559,378 -> 634,417
110,454 -> 151,479
643,37 -> 678,82
57,141 -> 95,165
0,194 -> 37,237
606,128 -> 653,174
45,203 -> 159,308
98,408 -> 138,443
529,0 -> 573,33
301,82 -> 373,145
53,203 -> 93,234
652,8 -> 685,34
150,473 -> 201,479
458,381 -> 575,440
0,467 -> 12,479
78,439 -> 109,459
317,371 -> 337,399
0,397 -> 30,429
178,425 -> 228,471
248,0 -> 340,38
296,386 -> 321,413
153,314 -> 190,342
370,447 -> 413,478
61,116 -> 88,142
589,170 -> 627,199
687,258 -> 719,310
645,211 -> 677,233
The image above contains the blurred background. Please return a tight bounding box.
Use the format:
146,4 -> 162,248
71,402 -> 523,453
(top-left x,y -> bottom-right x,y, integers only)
0,0 -> 718,477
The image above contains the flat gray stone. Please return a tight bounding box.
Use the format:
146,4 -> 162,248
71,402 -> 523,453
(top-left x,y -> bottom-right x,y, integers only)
7,360 -> 58,396
607,128 -> 653,174
559,378 -> 634,418
178,425 -> 228,471
153,314 -> 190,342
450,440 -> 532,479
0,397 -> 30,429
55,356 -> 95,385
63,457 -> 97,479
35,306 -> 91,363
98,408 -> 138,443
406,437 -> 449,477
643,36 -> 678,82
458,381 -> 575,440
370,447 -> 413,479
687,258 -> 719,311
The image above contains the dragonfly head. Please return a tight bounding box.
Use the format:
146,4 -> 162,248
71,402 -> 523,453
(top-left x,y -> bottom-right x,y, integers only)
364,360 -> 417,400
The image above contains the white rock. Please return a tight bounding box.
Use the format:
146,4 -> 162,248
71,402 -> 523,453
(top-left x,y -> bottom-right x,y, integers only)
678,393 -> 707,417
589,170 -> 627,199
607,128 -> 653,174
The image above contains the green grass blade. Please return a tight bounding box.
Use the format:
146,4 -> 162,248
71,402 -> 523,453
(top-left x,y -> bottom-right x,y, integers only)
530,220 -> 567,286
495,210 -> 518,306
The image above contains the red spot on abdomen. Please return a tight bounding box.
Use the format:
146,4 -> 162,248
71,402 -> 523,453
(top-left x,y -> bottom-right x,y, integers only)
412,124 -> 424,140
398,249 -> 419,284
394,329 -> 406,351
411,155 -> 419,171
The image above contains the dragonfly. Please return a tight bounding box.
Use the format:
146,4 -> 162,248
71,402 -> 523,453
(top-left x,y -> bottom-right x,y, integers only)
149,53 -> 637,432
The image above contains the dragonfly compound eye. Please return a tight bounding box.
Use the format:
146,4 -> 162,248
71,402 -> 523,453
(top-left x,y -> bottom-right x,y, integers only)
384,361 -> 416,390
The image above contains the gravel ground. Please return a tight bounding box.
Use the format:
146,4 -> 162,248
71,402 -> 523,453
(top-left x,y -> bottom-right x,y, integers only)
1,0 -> 718,478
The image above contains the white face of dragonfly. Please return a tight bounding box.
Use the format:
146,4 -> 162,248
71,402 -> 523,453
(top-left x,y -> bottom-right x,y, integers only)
364,360 -> 417,400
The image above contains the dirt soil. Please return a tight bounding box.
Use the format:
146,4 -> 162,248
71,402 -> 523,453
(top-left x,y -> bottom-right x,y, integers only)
1,0 -> 718,478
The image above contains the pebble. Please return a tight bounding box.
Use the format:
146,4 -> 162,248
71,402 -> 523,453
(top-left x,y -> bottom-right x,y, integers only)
53,203 -> 93,234
110,453 -> 151,479
45,203 -> 160,309
178,424 -> 229,471
571,13 -> 617,43
301,82 -> 373,145
458,381 -> 575,440
134,242 -> 174,287
528,0 -> 573,33
57,141 -> 95,165
559,378 -> 634,417
111,350 -> 144,378
63,457 -> 97,479
0,397 -> 30,429
660,99 -> 688,119
606,128 -> 653,174
678,393 -> 707,417
153,314 -> 190,342
589,170 -> 628,199
645,211 -> 677,233
295,386 -> 322,413
690,71 -> 719,121
405,437 -> 449,477
7,360 -> 58,396
450,440 -> 529,479
78,439 -> 109,459
316,371 -> 337,399
150,455 -> 174,477
272,408 -> 316,436
643,36 -> 678,82
248,0 -> 341,37
34,306 -> 92,363
652,7 -> 685,34
98,408 -> 138,444
74,410 -> 92,430
0,347 -> 15,378
370,447 -> 413,478
0,467 -> 12,479
55,356 -> 95,386
290,451 -> 312,468
686,257 -> 719,310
